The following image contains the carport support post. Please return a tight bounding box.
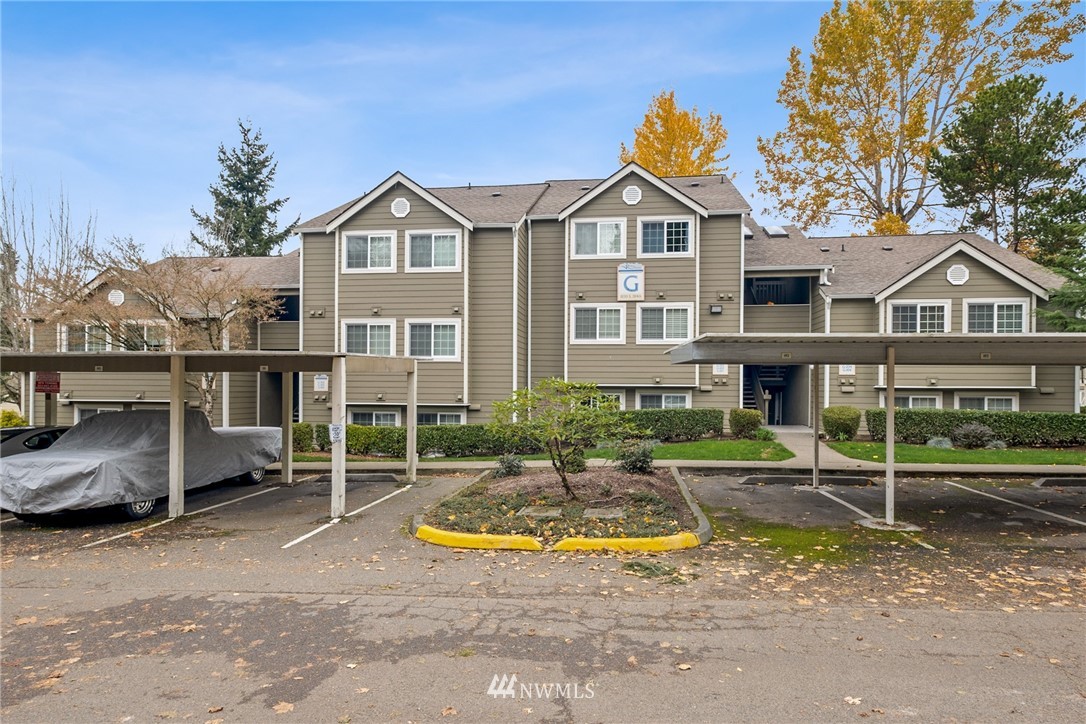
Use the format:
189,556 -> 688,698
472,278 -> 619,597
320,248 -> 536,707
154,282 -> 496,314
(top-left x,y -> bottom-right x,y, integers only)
280,372 -> 293,484
406,359 -> 417,483
330,356 -> 346,519
885,345 -> 896,526
811,363 -> 820,489
168,354 -> 186,518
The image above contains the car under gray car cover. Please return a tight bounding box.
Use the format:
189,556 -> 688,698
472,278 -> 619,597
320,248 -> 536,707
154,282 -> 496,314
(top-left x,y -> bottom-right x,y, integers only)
0,409 -> 282,514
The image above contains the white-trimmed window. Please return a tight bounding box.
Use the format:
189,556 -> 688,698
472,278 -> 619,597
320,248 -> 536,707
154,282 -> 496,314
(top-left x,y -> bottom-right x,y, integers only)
120,322 -> 168,351
342,321 -> 394,355
417,412 -> 463,425
344,231 -> 395,272
405,319 -> 460,360
965,300 -> 1027,334
75,406 -> 121,422
407,230 -> 460,271
572,219 -> 625,258
586,392 -> 624,410
351,410 -> 398,426
638,392 -> 690,409
889,301 -> 950,333
639,217 -> 692,257
571,304 -> 625,344
63,323 -> 110,352
888,394 -> 941,409
637,303 -> 693,344
956,394 -> 1017,411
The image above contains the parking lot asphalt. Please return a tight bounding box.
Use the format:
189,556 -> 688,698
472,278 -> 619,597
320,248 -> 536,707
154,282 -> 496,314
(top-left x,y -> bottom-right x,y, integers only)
2,471 -> 1084,723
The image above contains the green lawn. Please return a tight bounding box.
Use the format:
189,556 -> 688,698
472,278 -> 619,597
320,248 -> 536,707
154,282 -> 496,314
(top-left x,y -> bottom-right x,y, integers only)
293,438 -> 793,464
828,441 -> 1085,465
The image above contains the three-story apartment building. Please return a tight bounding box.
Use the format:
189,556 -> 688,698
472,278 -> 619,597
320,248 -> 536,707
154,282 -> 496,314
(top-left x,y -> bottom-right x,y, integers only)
24,162 -> 1081,428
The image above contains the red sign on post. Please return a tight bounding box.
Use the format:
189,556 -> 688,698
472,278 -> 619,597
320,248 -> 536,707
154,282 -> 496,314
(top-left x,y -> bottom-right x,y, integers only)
35,371 -> 61,394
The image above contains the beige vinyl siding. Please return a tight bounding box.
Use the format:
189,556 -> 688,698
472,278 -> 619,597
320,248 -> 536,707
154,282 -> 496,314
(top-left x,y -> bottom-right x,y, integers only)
468,229 -> 515,420
336,183 -> 467,416
228,371 -> 258,425
744,304 -> 811,333
892,365 -> 1032,389
517,222 -> 529,389
301,232 -> 337,422
567,173 -> 699,386
1020,366 -> 1077,412
258,321 -> 300,351
697,214 -> 742,408
529,220 -> 564,384
827,299 -> 880,411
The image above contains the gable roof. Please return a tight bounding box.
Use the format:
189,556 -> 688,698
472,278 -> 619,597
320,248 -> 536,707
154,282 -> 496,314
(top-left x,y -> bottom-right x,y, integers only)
298,167 -> 751,231
747,232 -> 1065,299
556,163 -> 709,220
315,172 -> 476,233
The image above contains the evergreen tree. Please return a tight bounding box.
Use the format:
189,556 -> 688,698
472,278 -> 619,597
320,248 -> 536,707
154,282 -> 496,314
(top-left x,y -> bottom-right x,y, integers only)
929,74 -> 1085,255
190,120 -> 298,256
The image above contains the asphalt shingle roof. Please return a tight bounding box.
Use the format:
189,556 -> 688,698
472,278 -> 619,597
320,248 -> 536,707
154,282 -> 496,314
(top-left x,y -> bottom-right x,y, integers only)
148,249 -> 300,289
746,232 -> 1065,296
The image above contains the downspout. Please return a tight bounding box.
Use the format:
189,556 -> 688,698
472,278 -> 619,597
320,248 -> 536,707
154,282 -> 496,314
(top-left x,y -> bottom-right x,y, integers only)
511,221 -> 519,393
527,218 -> 533,387
463,227 -> 470,405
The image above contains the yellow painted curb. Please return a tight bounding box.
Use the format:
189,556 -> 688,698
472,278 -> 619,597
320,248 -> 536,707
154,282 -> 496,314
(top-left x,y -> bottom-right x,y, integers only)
415,524 -> 544,551
552,531 -> 701,552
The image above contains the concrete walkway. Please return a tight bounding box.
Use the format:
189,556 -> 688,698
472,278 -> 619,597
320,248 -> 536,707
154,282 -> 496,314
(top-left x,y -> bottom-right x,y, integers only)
273,426 -> 1086,478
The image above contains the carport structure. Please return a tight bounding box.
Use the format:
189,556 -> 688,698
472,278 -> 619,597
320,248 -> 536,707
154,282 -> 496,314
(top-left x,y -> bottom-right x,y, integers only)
669,333 -> 1086,528
1,351 -> 418,520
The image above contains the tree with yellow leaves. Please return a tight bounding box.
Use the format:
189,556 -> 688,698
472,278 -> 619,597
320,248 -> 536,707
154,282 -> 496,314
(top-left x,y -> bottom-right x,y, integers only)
756,0 -> 1083,234
619,90 -> 731,177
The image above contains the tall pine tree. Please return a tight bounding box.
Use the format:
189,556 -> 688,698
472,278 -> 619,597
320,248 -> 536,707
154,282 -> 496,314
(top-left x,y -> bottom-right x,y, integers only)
191,120 -> 298,256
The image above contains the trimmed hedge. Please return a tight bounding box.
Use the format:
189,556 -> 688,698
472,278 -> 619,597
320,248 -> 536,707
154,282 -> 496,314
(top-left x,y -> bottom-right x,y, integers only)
622,408 -> 723,442
865,408 -> 1086,447
291,408 -> 725,458
292,422 -> 313,453
823,406 -> 861,441
314,424 -> 331,452
729,408 -> 763,439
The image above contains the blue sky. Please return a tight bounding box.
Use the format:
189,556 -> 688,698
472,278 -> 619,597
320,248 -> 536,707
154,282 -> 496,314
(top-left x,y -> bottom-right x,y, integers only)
3,1 -> 1084,256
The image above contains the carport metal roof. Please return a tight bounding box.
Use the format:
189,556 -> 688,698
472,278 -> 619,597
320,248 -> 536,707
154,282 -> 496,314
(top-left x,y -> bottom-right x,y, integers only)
1,351 -> 419,521
669,333 -> 1086,529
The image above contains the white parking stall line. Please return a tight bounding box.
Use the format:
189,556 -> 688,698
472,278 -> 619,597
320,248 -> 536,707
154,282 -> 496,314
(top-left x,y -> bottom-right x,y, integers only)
82,486 -> 280,549
815,488 -> 873,519
0,516 -> 18,525
281,484 -> 413,549
942,480 -> 1086,527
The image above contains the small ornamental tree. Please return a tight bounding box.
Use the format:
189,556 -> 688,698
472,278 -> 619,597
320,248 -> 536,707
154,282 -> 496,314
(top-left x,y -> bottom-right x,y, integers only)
490,378 -> 644,499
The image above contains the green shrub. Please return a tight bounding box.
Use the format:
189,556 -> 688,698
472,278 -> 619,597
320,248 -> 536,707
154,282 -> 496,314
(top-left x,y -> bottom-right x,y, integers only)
494,454 -> 525,478
822,406 -> 861,441
621,408 -> 723,442
370,426 -> 407,457
291,422 -> 313,453
345,424 -> 379,455
565,448 -> 587,474
865,408 -> 1086,447
729,408 -> 763,439
614,439 -> 656,474
419,424 -> 494,457
753,427 -> 777,441
313,424 -> 331,451
0,410 -> 28,427
950,422 -> 994,449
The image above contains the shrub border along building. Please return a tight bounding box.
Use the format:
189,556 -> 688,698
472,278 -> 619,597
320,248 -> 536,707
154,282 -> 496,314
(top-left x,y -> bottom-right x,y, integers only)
291,408 -> 725,457
865,408 -> 1086,447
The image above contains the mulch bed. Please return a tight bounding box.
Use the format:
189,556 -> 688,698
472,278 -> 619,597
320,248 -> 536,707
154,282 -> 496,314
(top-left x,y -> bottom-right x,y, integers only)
425,468 -> 697,540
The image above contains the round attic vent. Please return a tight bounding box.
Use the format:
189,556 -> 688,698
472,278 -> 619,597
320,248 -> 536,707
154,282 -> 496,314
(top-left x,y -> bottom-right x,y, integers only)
391,197 -> 411,218
946,263 -> 970,286
107,289 -> 125,306
622,185 -> 642,205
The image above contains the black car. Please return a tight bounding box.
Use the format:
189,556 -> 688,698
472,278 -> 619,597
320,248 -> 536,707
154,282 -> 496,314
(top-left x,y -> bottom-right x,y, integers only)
0,426 -> 68,458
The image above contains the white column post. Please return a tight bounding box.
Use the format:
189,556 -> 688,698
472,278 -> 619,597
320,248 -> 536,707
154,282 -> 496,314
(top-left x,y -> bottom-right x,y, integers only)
331,356 -> 346,518
281,371 -> 293,484
406,359 -> 417,483
885,345 -> 896,526
168,354 -> 186,518
812,363 -> 820,489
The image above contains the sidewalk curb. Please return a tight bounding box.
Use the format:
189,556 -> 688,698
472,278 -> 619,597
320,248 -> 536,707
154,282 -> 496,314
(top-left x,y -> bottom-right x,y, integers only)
410,465 -> 711,552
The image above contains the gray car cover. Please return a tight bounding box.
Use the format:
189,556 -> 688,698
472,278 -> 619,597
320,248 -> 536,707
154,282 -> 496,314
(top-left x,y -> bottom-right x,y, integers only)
0,410 -> 282,514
